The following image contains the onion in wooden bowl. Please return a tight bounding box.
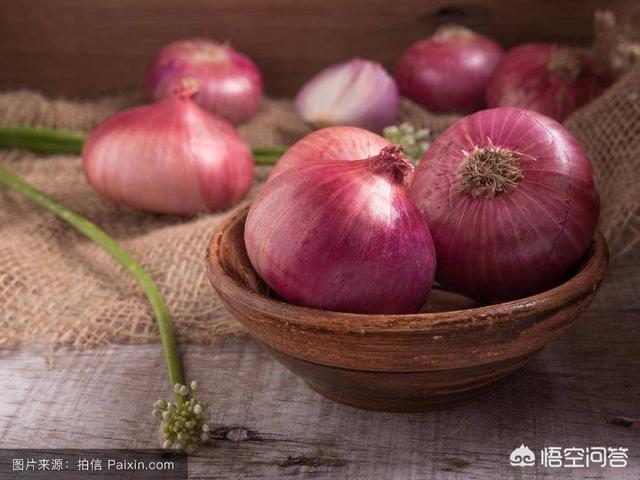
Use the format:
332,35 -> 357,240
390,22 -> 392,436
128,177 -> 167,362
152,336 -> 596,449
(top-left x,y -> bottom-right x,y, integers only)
206,205 -> 608,412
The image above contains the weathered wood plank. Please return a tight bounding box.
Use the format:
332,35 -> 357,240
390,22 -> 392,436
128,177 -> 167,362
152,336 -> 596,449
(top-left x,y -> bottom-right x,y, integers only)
0,254 -> 638,479
0,0 -> 633,98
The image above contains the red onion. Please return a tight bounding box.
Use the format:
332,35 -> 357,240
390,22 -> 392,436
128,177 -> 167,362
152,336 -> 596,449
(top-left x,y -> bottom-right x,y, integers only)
246,145 -> 436,314
394,25 -> 504,113
83,82 -> 254,215
145,38 -> 263,124
486,44 -> 609,121
269,126 -> 389,181
410,107 -> 599,301
295,59 -> 399,133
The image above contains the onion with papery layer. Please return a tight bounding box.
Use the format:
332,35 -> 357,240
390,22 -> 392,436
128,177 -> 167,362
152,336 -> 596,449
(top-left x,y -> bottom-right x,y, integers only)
146,38 -> 263,124
295,59 -> 399,133
268,126 -> 390,181
410,107 -> 599,301
394,25 -> 504,114
246,144 -> 436,314
83,82 -> 254,215
486,43 -> 609,121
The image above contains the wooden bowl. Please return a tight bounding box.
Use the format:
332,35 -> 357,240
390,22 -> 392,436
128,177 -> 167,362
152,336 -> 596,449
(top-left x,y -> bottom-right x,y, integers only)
206,205 -> 609,412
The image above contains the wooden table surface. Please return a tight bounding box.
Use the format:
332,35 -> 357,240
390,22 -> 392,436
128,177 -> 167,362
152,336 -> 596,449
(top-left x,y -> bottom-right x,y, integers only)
1,252 -> 638,479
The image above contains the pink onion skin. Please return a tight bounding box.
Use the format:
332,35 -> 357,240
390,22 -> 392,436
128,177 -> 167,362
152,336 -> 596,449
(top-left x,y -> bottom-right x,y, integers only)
268,126 -> 415,187
295,59 -> 399,133
394,26 -> 504,114
246,146 -> 436,314
269,126 -> 389,181
486,44 -> 609,122
410,107 -> 599,302
145,38 -> 263,124
83,93 -> 254,215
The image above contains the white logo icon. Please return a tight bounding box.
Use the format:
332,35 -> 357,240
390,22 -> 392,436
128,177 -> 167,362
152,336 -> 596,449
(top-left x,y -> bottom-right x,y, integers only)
510,444 -> 536,467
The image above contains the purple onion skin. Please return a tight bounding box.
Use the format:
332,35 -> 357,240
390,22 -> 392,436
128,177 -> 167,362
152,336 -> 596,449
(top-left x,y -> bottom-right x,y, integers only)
487,43 -> 609,122
246,146 -> 436,314
145,38 -> 263,124
83,93 -> 254,215
268,126 -> 390,182
295,59 -> 399,133
394,26 -> 504,114
410,107 -> 599,302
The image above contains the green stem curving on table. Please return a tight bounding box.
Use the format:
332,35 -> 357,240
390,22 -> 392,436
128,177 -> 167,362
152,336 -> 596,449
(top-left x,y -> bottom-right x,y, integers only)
0,163 -> 214,450
0,163 -> 183,394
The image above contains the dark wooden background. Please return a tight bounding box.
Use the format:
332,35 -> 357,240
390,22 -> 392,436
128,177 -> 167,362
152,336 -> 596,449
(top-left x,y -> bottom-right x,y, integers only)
0,0 -> 633,99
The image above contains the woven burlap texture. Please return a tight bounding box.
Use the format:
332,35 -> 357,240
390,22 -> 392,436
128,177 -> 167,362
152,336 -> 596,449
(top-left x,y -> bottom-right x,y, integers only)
0,68 -> 637,349
0,90 -> 457,349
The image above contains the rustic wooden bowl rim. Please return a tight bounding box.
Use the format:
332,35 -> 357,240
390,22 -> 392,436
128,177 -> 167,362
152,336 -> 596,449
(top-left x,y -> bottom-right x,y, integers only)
207,204 -> 608,334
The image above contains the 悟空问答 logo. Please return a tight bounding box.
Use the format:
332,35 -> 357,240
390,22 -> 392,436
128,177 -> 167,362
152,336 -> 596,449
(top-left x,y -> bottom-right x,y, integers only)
510,444 -> 536,466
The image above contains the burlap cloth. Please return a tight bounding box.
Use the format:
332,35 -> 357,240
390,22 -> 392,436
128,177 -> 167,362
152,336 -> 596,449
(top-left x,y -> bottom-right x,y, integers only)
0,66 -> 638,350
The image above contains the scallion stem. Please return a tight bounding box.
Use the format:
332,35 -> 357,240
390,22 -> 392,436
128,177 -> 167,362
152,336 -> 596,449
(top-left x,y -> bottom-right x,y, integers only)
0,164 -> 183,399
0,125 -> 85,155
254,154 -> 282,165
0,124 -> 285,165
251,146 -> 288,157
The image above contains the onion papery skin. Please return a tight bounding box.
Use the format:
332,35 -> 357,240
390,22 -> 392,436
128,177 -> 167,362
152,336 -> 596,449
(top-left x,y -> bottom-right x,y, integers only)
295,59 -> 399,133
83,95 -> 254,215
268,126 -> 415,186
486,43 -> 609,122
409,107 -> 599,302
145,38 -> 263,124
268,126 -> 390,181
245,146 -> 436,314
394,26 -> 504,114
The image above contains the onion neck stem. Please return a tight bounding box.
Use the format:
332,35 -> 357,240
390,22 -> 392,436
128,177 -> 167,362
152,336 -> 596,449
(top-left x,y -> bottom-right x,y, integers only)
0,164 -> 184,405
0,124 -> 285,165
370,144 -> 413,180
547,48 -> 582,83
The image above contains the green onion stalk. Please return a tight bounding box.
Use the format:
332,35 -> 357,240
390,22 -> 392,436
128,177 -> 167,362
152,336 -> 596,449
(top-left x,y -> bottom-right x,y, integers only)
0,124 -> 286,164
0,164 -> 211,452
0,121 -> 431,452
0,123 -> 432,165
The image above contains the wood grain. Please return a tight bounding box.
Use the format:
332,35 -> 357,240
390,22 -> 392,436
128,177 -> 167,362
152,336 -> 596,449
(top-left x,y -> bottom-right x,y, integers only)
0,0 -> 633,98
0,246 -> 637,479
